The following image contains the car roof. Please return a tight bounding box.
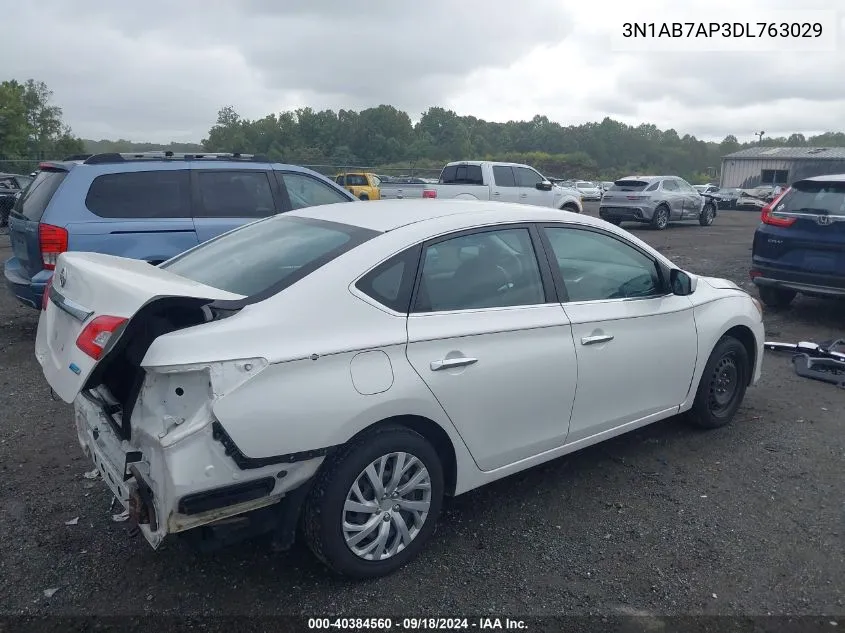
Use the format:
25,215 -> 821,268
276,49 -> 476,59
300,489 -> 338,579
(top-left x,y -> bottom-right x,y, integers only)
796,173 -> 845,183
290,199 -> 606,233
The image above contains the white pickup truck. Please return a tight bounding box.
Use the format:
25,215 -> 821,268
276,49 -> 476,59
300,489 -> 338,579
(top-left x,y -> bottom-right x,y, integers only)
379,161 -> 583,212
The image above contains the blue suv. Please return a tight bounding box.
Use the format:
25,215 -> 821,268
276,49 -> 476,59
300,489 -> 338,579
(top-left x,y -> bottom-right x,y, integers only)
751,174 -> 845,307
4,152 -> 356,309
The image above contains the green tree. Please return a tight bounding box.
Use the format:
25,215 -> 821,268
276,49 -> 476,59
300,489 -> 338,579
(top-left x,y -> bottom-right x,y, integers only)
0,79 -> 83,159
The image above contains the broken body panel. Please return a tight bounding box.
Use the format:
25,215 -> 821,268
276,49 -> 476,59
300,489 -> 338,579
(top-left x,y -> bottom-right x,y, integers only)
36,251 -> 325,548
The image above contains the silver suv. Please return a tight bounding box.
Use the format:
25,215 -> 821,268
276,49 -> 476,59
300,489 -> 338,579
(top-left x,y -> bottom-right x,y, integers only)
599,176 -> 716,230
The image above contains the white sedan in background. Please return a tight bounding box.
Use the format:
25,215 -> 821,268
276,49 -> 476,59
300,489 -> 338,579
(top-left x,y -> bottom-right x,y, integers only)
35,200 -> 764,578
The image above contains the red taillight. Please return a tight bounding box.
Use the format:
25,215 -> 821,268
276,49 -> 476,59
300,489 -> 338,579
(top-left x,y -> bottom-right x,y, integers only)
750,269 -> 762,279
42,275 -> 53,311
75,316 -> 128,360
38,224 -> 68,270
626,195 -> 646,201
760,187 -> 795,227
422,189 -> 437,199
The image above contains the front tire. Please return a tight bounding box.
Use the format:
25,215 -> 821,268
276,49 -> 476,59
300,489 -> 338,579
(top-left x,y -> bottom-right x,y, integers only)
758,286 -> 796,309
651,205 -> 669,230
687,336 -> 750,429
562,203 -> 580,213
302,426 -> 444,579
359,194 -> 370,201
699,203 -> 715,226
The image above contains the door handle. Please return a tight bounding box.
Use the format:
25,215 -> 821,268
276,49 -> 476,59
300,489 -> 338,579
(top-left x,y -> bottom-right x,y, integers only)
520,193 -> 528,198
492,191 -> 501,196
430,357 -> 478,371
581,334 -> 614,345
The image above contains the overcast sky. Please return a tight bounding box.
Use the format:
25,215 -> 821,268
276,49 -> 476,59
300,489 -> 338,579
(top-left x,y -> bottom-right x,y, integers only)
3,0 -> 843,143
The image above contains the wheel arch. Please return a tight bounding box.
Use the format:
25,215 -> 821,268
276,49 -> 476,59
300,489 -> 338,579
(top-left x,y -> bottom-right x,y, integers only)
344,415 -> 459,496
722,324 -> 757,386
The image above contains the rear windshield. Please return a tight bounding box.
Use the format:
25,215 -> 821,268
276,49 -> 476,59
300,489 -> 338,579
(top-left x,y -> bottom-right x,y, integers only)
12,169 -> 67,222
440,164 -> 483,185
610,180 -> 648,192
776,181 -> 845,216
160,215 -> 376,297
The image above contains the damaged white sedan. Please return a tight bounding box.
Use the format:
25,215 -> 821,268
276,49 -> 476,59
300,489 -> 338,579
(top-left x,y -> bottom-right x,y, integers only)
36,200 -> 764,578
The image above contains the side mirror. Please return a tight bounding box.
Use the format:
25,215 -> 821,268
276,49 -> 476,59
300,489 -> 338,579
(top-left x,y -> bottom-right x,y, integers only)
670,269 -> 697,296
536,181 -> 553,191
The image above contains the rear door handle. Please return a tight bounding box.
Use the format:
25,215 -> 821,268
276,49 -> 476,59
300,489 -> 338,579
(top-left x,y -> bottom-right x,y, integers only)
430,357 -> 478,371
581,334 -> 614,345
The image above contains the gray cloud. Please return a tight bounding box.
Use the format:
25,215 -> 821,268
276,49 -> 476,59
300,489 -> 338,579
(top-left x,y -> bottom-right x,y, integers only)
1,0 -> 569,140
0,0 -> 842,143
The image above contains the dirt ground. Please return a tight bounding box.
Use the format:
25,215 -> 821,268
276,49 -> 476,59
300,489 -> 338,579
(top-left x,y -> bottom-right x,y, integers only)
0,206 -> 842,619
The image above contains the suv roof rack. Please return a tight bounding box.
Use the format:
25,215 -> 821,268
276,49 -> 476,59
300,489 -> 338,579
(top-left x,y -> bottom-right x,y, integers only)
83,151 -> 270,165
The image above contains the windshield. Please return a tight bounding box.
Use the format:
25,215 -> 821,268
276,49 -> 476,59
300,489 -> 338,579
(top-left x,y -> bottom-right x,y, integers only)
775,181 -> 845,216
161,215 -> 376,297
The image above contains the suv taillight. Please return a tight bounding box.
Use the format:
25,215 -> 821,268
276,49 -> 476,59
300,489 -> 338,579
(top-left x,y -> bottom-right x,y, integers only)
422,189 -> 437,199
76,316 -> 128,360
38,224 -> 68,270
760,187 -> 794,227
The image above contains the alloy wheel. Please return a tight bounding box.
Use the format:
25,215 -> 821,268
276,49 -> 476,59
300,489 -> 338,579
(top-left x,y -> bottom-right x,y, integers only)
342,452 -> 432,561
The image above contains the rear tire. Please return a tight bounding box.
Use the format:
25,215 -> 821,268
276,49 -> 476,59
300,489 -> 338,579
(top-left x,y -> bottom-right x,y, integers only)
302,425 -> 444,579
651,205 -> 669,230
359,194 -> 370,201
758,286 -> 796,308
687,336 -> 750,429
562,203 -> 580,214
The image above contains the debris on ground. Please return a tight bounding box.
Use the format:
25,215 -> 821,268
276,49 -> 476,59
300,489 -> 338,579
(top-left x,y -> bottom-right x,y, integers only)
43,588 -> 59,598
82,469 -> 100,480
765,339 -> 845,388
64,517 -> 79,525
112,509 -> 130,522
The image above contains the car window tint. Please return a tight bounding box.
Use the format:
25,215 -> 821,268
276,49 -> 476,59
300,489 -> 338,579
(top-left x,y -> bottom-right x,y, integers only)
440,164 -> 484,185
413,228 -> 545,313
85,170 -> 190,219
543,227 -> 663,302
492,165 -> 517,187
645,181 -> 659,192
661,180 -> 679,192
515,167 -> 543,188
356,247 -> 420,313
196,171 -> 275,218
280,172 -> 350,209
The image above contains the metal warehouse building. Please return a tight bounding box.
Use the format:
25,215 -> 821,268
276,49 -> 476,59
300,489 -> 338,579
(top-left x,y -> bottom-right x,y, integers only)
720,146 -> 845,189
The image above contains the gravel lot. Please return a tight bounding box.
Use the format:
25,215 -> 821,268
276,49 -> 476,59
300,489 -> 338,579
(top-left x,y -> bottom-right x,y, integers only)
0,206 -> 843,619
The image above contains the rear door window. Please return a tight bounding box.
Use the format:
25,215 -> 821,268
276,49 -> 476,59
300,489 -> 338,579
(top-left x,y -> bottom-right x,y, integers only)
440,164 -> 484,185
661,180 -> 679,192
85,170 -> 191,219
196,170 -> 277,218
278,172 -> 352,209
492,165 -> 517,187
13,169 -> 68,222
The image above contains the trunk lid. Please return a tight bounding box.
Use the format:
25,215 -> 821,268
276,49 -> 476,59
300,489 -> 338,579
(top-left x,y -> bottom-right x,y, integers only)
35,252 -> 243,403
9,166 -> 70,277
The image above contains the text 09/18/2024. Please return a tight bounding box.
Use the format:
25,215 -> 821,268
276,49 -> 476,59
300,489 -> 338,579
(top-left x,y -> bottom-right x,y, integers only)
611,10 -> 838,52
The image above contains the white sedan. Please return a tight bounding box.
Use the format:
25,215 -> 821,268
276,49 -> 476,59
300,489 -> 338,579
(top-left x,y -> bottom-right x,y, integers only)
35,200 -> 764,578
